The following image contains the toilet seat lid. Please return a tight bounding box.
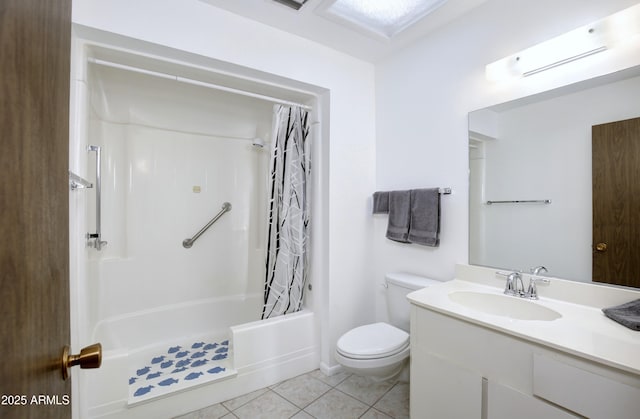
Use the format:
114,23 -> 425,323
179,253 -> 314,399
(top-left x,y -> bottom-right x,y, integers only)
337,322 -> 409,359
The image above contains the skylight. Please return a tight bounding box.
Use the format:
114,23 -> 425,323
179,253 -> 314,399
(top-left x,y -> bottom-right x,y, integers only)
321,0 -> 449,39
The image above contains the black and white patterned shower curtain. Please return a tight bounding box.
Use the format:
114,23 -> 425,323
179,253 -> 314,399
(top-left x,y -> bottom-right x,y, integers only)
262,105 -> 311,319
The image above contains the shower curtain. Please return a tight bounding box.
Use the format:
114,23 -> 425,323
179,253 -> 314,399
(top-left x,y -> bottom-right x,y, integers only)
262,105 -> 310,319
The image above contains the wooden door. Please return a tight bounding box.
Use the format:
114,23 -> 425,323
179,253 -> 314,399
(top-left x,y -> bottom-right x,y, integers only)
592,117 -> 640,288
0,0 -> 72,418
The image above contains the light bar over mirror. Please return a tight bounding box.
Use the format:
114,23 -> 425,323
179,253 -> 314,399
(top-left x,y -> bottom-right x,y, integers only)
486,3 -> 640,82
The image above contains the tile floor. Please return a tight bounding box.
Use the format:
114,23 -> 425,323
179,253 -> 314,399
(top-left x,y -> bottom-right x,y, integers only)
174,369 -> 409,419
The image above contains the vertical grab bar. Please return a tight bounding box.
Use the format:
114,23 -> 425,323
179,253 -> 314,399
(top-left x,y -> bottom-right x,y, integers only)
87,145 -> 107,250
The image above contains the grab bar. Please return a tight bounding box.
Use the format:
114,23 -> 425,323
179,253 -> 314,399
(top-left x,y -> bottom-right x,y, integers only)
183,202 -> 232,248
87,145 -> 107,251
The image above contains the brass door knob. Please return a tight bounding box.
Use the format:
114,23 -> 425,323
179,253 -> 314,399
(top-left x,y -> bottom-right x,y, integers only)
61,343 -> 102,380
595,242 -> 608,252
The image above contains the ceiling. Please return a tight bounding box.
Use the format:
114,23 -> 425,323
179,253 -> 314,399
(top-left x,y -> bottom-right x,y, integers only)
198,0 -> 489,62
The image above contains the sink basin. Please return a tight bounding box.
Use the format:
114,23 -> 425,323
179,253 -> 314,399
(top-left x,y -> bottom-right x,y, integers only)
448,291 -> 562,321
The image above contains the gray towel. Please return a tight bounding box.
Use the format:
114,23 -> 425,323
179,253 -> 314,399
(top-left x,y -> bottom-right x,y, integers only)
386,190 -> 411,243
602,299 -> 640,331
372,191 -> 389,214
408,188 -> 441,247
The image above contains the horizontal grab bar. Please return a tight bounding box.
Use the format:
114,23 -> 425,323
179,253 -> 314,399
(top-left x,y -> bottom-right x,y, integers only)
183,202 -> 232,249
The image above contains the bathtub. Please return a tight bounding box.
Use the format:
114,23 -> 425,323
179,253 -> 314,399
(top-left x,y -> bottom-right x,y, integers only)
84,295 -> 318,419
92,293 -> 262,353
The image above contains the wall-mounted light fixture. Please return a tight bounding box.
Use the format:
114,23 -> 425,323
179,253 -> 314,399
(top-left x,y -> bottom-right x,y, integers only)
486,3 -> 640,82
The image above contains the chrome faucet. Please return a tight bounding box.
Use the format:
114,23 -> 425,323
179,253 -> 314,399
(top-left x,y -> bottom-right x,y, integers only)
504,271 -> 524,297
525,266 -> 549,300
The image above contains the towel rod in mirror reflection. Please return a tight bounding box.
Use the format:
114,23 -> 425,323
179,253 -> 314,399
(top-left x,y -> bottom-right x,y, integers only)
486,199 -> 552,205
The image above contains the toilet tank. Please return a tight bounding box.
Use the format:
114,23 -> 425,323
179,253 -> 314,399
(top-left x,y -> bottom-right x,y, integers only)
386,272 -> 440,332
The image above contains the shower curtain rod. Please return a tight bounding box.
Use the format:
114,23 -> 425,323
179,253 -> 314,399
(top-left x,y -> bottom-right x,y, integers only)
88,58 -> 313,110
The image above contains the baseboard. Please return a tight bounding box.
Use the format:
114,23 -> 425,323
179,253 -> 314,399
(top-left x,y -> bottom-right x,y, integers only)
319,361 -> 344,377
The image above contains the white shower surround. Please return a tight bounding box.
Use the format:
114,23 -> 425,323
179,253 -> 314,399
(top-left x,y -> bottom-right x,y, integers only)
69,37 -> 323,417
83,58 -> 274,321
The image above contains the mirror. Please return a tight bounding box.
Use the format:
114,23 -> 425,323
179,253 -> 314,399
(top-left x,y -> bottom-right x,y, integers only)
469,68 -> 640,287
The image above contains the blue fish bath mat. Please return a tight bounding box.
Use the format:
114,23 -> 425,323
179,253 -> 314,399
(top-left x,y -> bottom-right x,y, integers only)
128,337 -> 236,404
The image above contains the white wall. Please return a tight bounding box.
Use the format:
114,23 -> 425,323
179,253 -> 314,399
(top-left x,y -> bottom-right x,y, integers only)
374,0 -> 640,319
72,0 -> 376,371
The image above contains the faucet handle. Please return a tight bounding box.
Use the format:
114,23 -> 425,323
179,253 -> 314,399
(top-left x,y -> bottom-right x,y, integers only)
525,276 -> 550,299
530,266 -> 548,276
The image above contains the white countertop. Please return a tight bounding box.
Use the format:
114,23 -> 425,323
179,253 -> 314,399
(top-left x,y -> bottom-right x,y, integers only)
407,266 -> 640,376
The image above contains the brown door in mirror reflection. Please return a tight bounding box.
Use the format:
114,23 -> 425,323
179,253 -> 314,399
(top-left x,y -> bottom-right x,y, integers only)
592,117 -> 640,288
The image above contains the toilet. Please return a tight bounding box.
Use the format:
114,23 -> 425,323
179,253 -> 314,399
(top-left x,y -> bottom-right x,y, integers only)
334,272 -> 440,381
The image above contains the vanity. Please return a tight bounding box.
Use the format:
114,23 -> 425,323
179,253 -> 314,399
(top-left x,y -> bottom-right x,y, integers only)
408,264 -> 640,419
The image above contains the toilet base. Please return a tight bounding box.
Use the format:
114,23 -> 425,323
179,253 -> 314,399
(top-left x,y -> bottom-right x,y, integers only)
335,352 -> 409,382
397,361 -> 410,382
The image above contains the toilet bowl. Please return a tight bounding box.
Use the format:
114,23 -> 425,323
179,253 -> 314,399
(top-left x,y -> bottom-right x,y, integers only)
335,322 -> 410,381
334,273 -> 440,381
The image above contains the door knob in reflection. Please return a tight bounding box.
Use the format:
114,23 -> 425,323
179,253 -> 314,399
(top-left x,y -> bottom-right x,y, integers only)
595,242 -> 608,252
61,343 -> 102,380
